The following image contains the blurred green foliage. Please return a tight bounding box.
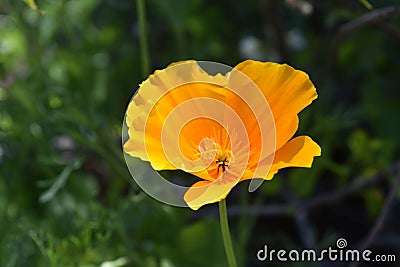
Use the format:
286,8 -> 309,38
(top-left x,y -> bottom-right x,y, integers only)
1,0 -> 400,266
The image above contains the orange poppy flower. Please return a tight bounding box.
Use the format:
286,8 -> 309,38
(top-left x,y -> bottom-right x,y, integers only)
124,60 -> 321,210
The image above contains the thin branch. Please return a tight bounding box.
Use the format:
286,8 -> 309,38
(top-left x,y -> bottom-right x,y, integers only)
338,6 -> 400,36
294,209 -> 314,248
136,0 -> 150,77
194,203 -> 290,219
282,182 -> 315,248
350,165 -> 400,267
260,0 -> 291,62
317,6 -> 400,85
373,20 -> 400,40
194,160 -> 400,219
305,161 -> 400,209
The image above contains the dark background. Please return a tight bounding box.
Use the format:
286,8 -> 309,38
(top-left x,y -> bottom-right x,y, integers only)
1,0 -> 399,266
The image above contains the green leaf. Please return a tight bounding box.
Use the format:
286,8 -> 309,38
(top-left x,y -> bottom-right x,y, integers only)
39,159 -> 82,203
359,0 -> 373,10
23,0 -> 38,11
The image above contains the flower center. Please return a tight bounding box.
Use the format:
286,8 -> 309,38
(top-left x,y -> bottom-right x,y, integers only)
215,150 -> 230,173
203,147 -> 233,180
193,126 -> 236,179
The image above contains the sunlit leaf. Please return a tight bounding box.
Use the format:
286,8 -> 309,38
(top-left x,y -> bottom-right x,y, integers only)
359,0 -> 373,10
23,0 -> 38,11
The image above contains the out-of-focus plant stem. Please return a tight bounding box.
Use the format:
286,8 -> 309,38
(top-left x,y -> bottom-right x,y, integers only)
136,0 -> 150,77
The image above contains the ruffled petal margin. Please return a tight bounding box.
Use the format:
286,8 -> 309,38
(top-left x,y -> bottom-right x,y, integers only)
265,135 -> 321,180
233,60 -> 317,151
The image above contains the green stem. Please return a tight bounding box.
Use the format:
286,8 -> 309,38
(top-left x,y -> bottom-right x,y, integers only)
219,199 -> 238,267
136,0 -> 150,76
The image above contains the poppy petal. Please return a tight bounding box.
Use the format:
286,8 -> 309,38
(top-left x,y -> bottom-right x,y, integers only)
124,61 -> 229,171
233,60 -> 317,151
184,176 -> 240,210
265,135 -> 321,180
